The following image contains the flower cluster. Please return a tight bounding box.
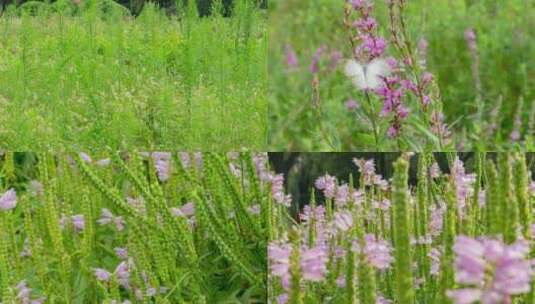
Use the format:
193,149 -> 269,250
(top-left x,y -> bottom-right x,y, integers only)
451,157 -> 476,218
352,234 -> 394,270
350,0 -> 387,62
377,75 -> 410,137
447,236 -> 534,304
151,152 -> 172,182
0,188 -> 17,210
97,208 -> 126,231
59,214 -> 85,232
269,173 -> 292,206
15,280 -> 46,304
353,157 -> 387,188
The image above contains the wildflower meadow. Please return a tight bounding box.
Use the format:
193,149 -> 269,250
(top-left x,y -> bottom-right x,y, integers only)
268,152 -> 535,304
0,0 -> 267,150
0,152 -> 269,303
3,0 -> 535,303
269,0 -> 535,151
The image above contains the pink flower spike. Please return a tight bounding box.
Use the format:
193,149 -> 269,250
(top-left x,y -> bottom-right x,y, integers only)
94,268 -> 111,282
345,99 -> 360,110
0,188 -> 17,211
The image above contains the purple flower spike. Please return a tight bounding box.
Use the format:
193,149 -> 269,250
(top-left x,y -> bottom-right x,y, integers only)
152,152 -> 171,182
300,246 -> 327,282
71,214 -> 85,231
269,173 -> 292,207
310,46 -> 326,74
268,242 -> 291,282
115,247 -> 128,259
0,188 -> 17,210
79,152 -> 92,163
98,208 -> 125,232
94,268 -> 111,282
285,44 -> 298,69
315,174 -> 337,199
448,236 -> 534,304
345,99 -> 359,110
365,237 -> 393,269
334,211 -> 353,231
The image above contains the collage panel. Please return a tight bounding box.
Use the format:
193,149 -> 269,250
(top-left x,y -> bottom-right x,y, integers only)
0,152 -> 268,303
269,0 -> 535,151
0,0 -> 268,150
267,152 -> 535,304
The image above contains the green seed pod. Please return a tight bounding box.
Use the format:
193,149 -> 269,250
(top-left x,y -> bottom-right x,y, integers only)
205,153 -> 262,238
288,228 -> 303,304
193,192 -> 260,285
308,189 -> 316,248
392,158 -> 414,304
73,152 -> 163,234
112,153 -> 154,206
513,154 -> 531,239
498,153 -> 517,243
356,227 -> 376,304
109,276 -> 121,301
470,152 -> 484,235
265,185 -> 275,242
416,154 -> 429,283
39,153 -> 75,298
243,152 -> 261,207
0,214 -> 13,301
438,182 -> 457,302
344,236 -> 356,304
81,185 -> 94,260
485,160 -> 500,236
147,232 -> 171,284
2,152 -> 15,184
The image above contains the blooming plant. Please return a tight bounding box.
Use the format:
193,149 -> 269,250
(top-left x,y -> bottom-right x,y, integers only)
0,152 -> 270,303
269,0 -> 535,151
268,153 -> 535,303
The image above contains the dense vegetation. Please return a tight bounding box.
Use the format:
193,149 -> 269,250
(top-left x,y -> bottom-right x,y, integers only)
0,152 -> 268,303
268,152 -> 535,303
0,0 -> 267,150
269,0 -> 535,151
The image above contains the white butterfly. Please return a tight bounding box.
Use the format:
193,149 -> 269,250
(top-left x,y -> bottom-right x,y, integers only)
344,58 -> 391,90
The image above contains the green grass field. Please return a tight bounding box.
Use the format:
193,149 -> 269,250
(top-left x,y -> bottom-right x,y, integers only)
269,0 -> 535,151
0,1 -> 267,150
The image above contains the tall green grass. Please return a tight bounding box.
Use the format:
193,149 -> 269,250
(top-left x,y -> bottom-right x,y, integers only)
0,0 -> 267,150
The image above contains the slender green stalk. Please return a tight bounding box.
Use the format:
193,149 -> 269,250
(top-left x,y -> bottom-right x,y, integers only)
498,153 -> 517,243
485,160 -> 500,236
513,153 -> 531,239
392,158 -> 414,304
438,182 -> 457,303
288,229 -> 303,304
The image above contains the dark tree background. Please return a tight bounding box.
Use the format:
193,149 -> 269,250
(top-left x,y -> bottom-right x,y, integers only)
268,153 -> 535,214
1,0 -> 267,16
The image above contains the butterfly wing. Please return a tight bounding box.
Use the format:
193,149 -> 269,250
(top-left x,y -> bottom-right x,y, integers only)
365,58 -> 391,89
344,59 -> 367,89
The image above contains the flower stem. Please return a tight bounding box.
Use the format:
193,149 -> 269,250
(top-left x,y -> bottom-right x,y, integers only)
364,91 -> 380,149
